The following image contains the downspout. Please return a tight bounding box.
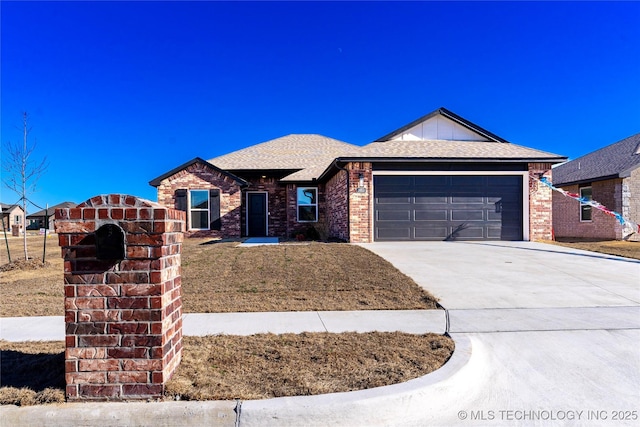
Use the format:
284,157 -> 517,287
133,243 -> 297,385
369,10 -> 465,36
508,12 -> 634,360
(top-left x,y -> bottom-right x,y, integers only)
333,159 -> 350,242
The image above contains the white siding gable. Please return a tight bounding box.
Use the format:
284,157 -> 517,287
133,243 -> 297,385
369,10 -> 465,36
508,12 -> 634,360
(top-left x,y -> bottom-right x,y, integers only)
391,115 -> 490,141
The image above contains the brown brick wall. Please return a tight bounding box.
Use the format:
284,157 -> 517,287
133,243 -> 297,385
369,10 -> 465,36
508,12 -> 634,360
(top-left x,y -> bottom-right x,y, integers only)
55,194 -> 184,401
529,163 -> 554,240
553,176 -> 636,240
156,162 -> 242,238
347,162 -> 373,243
625,169 -> 640,241
242,175 -> 287,237
325,169 -> 349,241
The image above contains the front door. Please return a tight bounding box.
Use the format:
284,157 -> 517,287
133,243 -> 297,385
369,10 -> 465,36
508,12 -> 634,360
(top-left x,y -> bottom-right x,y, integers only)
247,192 -> 267,237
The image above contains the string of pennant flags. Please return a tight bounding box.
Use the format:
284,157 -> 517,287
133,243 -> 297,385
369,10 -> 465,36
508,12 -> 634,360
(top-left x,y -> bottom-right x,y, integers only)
534,175 -> 640,237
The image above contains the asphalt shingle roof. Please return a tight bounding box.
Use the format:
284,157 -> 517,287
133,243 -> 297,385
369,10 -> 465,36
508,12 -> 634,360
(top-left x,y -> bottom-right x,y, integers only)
26,202 -> 77,218
552,133 -> 640,186
208,134 -> 360,181
358,139 -> 565,160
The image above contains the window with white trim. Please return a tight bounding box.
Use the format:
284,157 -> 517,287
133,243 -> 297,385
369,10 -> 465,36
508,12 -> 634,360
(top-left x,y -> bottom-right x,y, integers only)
580,186 -> 592,221
190,190 -> 209,230
174,189 -> 221,231
297,187 -> 318,222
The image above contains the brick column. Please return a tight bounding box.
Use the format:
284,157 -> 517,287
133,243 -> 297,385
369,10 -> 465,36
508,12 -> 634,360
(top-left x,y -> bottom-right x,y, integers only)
55,194 -> 184,401
529,163 -> 554,240
348,162 -> 373,243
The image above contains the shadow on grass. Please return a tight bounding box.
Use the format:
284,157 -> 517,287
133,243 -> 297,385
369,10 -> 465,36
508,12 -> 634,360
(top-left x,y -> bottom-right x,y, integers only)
0,349 -> 65,391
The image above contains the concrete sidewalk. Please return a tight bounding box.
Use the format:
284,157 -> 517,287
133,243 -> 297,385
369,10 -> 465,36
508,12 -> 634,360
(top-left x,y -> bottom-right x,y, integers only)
0,310 -> 446,342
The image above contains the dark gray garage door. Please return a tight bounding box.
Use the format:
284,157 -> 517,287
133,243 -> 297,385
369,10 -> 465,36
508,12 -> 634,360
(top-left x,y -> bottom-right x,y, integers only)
374,175 -> 523,241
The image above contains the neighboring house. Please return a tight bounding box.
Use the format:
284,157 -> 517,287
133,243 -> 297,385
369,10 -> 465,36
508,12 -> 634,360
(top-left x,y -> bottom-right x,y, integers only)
552,133 -> 640,242
26,201 -> 77,230
1,203 -> 25,233
150,108 -> 566,242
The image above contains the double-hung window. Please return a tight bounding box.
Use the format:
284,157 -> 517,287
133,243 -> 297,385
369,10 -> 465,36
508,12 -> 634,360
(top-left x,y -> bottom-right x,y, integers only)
175,189 -> 221,231
190,190 -> 210,230
297,187 -> 318,222
579,186 -> 592,222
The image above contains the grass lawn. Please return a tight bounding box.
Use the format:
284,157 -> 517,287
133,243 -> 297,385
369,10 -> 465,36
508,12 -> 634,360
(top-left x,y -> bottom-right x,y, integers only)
1,235 -> 449,405
0,332 -> 454,404
0,236 -> 437,317
542,239 -> 640,260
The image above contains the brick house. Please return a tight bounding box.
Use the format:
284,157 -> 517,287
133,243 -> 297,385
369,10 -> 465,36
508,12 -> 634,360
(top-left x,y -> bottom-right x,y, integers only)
26,201 -> 77,230
552,133 -> 640,242
150,108 -> 566,242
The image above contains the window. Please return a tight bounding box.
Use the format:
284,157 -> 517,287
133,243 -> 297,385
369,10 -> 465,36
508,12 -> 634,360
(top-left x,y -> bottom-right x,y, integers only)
14,215 -> 20,224
580,186 -> 592,221
190,190 -> 209,230
297,187 -> 318,222
174,189 -> 221,231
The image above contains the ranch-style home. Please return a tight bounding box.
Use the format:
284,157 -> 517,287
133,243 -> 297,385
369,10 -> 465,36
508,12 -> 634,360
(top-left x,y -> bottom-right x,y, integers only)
552,133 -> 640,242
149,108 -> 566,242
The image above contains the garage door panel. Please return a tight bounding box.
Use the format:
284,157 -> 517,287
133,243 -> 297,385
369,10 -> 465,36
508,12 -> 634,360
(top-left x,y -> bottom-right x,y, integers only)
451,176 -> 486,187
377,227 -> 411,239
455,226 -> 485,239
414,226 -> 449,239
415,209 -> 447,221
374,175 -> 523,241
414,194 -> 448,204
451,209 -> 484,221
451,196 -> 484,204
377,193 -> 411,204
377,210 -> 411,221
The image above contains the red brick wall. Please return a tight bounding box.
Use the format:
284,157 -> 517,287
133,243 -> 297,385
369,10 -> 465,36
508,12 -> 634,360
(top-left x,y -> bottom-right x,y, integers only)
156,162 -> 242,238
626,169 -> 640,241
242,175 -> 287,237
55,194 -> 184,401
553,178 -> 625,240
348,162 -> 373,243
284,183 -> 327,239
325,169 -> 349,241
529,163 -> 554,240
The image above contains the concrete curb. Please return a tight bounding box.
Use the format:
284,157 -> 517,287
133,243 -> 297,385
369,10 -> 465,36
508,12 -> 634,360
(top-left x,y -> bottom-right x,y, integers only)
0,335 -> 472,427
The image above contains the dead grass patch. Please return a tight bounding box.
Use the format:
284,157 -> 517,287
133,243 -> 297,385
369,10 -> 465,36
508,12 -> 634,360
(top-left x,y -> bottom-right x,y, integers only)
542,239 -> 640,260
0,340 -> 65,406
1,237 -> 437,317
182,240 -> 438,312
0,333 -> 454,405
167,333 -> 454,400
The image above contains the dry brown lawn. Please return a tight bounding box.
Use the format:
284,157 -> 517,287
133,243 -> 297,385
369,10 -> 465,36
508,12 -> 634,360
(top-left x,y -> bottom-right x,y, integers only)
542,239 -> 640,260
0,333 -> 454,405
1,237 -> 437,317
181,239 -> 438,312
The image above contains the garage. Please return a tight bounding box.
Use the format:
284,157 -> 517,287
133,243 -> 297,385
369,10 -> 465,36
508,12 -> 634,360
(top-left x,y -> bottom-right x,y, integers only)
374,175 -> 524,241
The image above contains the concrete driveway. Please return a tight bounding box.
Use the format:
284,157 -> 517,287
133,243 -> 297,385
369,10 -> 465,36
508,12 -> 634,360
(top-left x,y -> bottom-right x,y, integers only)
361,241 -> 640,426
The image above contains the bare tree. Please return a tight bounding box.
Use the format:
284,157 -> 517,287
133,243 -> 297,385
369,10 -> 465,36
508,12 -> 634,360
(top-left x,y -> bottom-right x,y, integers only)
2,112 -> 48,260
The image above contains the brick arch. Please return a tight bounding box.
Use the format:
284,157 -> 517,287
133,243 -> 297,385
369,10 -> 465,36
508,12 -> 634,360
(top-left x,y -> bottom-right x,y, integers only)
78,194 -> 161,208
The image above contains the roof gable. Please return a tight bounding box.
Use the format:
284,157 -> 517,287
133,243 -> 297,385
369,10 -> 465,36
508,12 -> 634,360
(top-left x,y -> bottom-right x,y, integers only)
26,202 -> 77,218
553,133 -> 640,186
374,107 -> 508,143
149,157 -> 248,187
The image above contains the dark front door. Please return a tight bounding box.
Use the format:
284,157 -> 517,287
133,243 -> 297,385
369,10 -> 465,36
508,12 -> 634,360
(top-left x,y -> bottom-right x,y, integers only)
374,175 -> 523,241
247,193 -> 267,237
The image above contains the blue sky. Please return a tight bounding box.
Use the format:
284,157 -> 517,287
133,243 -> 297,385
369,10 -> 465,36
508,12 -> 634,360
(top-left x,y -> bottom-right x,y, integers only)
1,1 -> 639,212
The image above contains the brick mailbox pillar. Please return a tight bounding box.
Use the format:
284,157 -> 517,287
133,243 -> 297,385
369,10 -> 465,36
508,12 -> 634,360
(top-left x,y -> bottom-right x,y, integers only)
55,194 -> 184,401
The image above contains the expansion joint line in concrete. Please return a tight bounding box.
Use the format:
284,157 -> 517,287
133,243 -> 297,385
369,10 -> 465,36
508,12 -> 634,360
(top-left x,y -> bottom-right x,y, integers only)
316,311 -> 329,332
235,399 -> 242,427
